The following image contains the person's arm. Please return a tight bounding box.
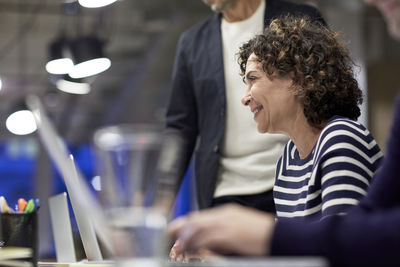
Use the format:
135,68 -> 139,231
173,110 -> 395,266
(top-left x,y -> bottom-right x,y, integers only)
316,120 -> 383,218
155,32 -> 199,212
272,208 -> 400,266
358,94 -> 400,210
168,203 -> 400,265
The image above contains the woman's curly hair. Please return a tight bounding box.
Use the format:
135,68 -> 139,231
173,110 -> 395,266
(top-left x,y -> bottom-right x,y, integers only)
238,15 -> 363,128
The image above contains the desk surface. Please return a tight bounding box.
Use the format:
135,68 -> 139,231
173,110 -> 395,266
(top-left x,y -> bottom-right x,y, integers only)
38,257 -> 328,267
167,257 -> 328,267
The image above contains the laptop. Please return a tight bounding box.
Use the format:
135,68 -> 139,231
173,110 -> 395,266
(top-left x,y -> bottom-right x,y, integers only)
48,192 -> 76,263
26,95 -> 112,263
47,193 -> 114,267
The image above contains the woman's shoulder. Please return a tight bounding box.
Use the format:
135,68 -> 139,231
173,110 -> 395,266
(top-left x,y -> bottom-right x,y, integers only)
315,116 -> 381,157
320,116 -> 370,140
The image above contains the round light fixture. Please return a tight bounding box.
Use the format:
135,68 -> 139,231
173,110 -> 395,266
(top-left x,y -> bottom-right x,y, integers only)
46,58 -> 74,75
45,38 -> 74,75
69,36 -> 111,79
56,76 -> 91,94
69,58 -> 111,79
6,110 -> 37,135
78,0 -> 118,8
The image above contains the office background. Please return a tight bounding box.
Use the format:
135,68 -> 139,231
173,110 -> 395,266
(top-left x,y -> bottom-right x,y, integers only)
0,0 -> 398,259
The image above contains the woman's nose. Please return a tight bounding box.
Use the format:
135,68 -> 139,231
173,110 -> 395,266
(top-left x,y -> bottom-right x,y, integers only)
241,94 -> 251,106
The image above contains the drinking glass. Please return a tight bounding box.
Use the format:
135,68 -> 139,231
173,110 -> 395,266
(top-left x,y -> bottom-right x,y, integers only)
94,124 -> 175,267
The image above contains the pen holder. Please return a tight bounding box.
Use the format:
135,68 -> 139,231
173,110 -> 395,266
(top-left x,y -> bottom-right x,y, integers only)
0,211 -> 38,264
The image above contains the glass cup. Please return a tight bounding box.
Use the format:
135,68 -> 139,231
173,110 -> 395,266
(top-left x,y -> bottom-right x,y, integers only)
93,124 -> 173,266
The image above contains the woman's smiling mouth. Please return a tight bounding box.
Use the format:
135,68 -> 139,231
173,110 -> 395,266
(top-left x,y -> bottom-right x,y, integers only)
252,105 -> 263,119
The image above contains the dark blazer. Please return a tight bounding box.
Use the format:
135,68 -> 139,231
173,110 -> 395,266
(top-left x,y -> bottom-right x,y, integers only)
271,94 -> 400,266
165,0 -> 325,209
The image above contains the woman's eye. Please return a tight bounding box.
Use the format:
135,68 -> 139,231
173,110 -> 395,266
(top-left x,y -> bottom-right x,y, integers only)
244,75 -> 257,84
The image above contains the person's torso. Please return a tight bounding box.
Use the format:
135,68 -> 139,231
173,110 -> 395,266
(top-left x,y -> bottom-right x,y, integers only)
215,0 -> 287,197
274,116 -> 383,221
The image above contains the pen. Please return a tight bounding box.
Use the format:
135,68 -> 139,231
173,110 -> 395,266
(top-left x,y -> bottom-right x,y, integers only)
24,199 -> 35,213
0,196 -> 10,213
34,198 -> 40,211
18,198 -> 28,212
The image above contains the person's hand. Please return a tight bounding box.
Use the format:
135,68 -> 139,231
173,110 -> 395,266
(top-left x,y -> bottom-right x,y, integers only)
169,239 -> 185,261
170,239 -> 219,262
167,204 -> 276,256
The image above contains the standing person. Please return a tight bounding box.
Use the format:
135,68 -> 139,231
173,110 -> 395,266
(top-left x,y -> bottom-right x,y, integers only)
168,1 -> 400,265
165,0 -> 325,214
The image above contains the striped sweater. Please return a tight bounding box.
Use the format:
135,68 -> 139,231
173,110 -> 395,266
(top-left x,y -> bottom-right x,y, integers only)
274,116 -> 383,220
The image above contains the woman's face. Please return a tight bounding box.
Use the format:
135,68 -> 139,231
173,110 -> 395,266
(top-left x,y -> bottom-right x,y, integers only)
241,53 -> 298,134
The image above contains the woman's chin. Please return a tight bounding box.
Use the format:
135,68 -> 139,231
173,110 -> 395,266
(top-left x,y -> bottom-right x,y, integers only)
256,124 -> 268,134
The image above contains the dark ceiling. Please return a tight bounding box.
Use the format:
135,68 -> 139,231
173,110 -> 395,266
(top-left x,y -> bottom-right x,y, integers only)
0,0 -> 211,144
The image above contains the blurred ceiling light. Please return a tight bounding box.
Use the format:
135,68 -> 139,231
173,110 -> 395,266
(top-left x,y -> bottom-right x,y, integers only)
6,109 -> 37,135
69,36 -> 111,79
78,0 -> 117,8
56,76 -> 91,94
0,77 -> 2,91
45,38 -> 74,75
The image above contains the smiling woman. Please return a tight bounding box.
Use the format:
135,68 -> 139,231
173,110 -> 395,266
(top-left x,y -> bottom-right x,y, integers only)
238,15 -> 383,221
241,56 -> 297,134
239,16 -> 362,130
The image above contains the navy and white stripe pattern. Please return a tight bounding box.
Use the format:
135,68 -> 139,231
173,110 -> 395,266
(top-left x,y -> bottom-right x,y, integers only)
274,116 -> 383,221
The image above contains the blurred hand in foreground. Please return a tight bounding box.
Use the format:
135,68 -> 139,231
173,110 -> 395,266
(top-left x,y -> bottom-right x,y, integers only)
167,204 -> 275,257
